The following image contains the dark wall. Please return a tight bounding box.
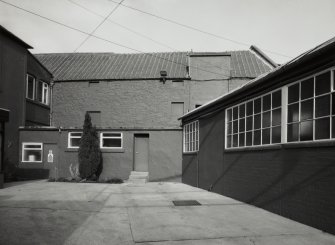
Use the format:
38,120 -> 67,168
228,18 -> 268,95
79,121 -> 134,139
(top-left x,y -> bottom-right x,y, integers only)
25,101 -> 50,126
182,109 -> 335,234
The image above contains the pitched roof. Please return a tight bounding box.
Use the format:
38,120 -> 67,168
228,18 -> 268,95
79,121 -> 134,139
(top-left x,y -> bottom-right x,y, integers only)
35,50 -> 272,81
180,36 -> 335,120
0,25 -> 32,49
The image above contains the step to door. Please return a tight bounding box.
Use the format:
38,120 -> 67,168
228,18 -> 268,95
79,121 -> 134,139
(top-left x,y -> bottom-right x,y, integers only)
127,171 -> 149,183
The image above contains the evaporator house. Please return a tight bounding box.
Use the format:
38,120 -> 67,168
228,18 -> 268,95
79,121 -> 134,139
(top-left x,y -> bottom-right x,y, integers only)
19,49 -> 273,181
180,37 -> 335,234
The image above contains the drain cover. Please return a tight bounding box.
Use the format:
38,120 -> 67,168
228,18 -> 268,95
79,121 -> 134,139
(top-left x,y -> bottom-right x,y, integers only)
172,200 -> 201,206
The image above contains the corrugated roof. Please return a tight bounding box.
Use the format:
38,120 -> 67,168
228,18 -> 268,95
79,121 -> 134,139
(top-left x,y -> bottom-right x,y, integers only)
180,36 -> 335,120
35,50 -> 271,81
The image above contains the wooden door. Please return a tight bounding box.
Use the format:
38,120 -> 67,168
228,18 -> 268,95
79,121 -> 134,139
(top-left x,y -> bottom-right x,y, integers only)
134,134 -> 149,172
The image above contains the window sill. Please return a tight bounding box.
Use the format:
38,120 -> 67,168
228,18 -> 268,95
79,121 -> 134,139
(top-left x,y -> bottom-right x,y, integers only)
224,144 -> 282,152
283,140 -> 335,149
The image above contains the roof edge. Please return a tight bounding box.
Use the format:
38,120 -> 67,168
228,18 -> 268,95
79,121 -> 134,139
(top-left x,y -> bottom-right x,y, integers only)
0,25 -> 32,49
250,45 -> 278,68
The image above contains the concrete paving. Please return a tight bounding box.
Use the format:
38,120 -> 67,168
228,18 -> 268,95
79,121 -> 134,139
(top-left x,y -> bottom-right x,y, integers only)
0,180 -> 334,245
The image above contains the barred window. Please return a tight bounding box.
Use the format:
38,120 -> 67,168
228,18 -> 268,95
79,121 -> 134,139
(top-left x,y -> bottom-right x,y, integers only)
183,121 -> 199,153
287,70 -> 335,142
226,90 -> 282,148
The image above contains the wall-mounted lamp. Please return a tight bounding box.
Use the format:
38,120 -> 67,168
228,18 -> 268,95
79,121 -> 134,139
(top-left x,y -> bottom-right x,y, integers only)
160,70 -> 167,84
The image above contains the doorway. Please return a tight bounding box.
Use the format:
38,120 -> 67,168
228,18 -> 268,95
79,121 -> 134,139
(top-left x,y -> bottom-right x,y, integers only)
134,134 -> 149,172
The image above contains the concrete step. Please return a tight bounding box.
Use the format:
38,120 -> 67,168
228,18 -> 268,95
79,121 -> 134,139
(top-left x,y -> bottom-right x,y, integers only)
128,171 -> 148,183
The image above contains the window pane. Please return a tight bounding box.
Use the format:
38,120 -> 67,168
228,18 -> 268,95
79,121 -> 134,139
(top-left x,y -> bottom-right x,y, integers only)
301,78 -> 314,100
246,132 -> 252,146
254,98 -> 261,113
233,120 -> 238,134
287,123 -> 299,142
239,133 -> 245,147
272,126 -> 281,143
332,117 -> 335,138
272,108 -> 281,126
332,94 -> 335,115
24,145 -> 41,149
71,132 -> 82,137
23,149 -> 42,162
239,118 -> 245,132
227,122 -> 232,135
315,95 -> 330,118
315,118 -> 330,140
288,103 -> 299,123
300,121 -> 313,141
254,114 -> 261,129
315,71 -> 330,96
103,138 -> 122,147
227,135 -> 232,148
227,109 -> 232,122
233,134 -> 238,147
253,130 -> 261,145
239,104 -> 245,118
233,107 -> 238,120
272,90 -> 281,108
70,138 -> 81,147
263,94 -> 271,111
246,101 -> 253,116
262,128 -> 270,144
288,83 -> 299,103
262,111 -> 271,128
27,77 -> 34,99
37,81 -> 43,102
103,133 -> 121,137
300,99 -> 313,120
246,116 -> 253,131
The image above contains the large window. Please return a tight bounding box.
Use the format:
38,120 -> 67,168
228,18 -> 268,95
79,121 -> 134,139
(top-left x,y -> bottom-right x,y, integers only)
26,75 -> 35,100
183,121 -> 199,153
37,81 -> 49,105
226,90 -> 282,148
100,132 -> 122,149
22,143 -> 43,162
68,132 -> 82,148
287,70 -> 335,142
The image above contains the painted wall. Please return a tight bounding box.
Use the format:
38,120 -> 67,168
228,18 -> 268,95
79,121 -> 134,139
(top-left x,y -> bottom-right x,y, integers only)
0,31 -> 27,172
19,128 -> 182,182
182,107 -> 335,235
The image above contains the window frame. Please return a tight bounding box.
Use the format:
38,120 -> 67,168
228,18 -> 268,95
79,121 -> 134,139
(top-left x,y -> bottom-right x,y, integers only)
183,120 -> 199,153
68,132 -> 82,149
26,74 -> 36,100
225,88 -> 282,149
21,142 -> 43,163
36,80 -> 50,105
100,132 -> 123,149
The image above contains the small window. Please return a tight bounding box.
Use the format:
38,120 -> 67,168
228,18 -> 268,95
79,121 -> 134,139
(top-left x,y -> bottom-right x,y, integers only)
68,132 -> 82,148
22,143 -> 43,162
100,132 -> 122,149
183,121 -> 199,153
26,74 -> 35,100
37,81 -> 49,105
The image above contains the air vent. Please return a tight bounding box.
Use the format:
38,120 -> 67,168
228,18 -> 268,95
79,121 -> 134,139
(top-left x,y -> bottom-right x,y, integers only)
172,200 -> 201,206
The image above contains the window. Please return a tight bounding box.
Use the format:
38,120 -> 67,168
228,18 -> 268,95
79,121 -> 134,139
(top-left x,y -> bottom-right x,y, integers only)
171,102 -> 184,118
22,143 -> 43,162
37,81 -> 49,105
287,70 -> 334,142
226,90 -> 282,148
68,132 -> 82,148
100,132 -> 122,149
183,121 -> 199,153
26,74 -> 35,100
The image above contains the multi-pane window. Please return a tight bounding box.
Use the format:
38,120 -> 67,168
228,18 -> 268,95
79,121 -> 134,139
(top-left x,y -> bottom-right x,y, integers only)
68,132 -> 82,148
37,81 -> 49,105
287,70 -> 335,142
100,132 -> 122,148
22,143 -> 43,162
226,90 -> 282,148
183,121 -> 199,153
26,74 -> 35,100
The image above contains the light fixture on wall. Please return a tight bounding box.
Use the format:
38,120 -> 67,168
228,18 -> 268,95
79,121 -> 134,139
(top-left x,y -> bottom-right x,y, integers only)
160,70 -> 167,84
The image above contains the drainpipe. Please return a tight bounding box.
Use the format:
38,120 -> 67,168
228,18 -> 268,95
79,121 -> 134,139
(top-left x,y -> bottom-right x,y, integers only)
49,80 -> 54,126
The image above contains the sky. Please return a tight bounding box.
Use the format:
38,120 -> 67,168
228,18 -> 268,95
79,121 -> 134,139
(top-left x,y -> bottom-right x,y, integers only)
0,0 -> 334,64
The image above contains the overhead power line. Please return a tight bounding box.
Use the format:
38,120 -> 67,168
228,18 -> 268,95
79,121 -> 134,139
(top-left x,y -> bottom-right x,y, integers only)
68,0 -> 177,51
0,0 -> 231,78
108,0 -> 292,59
74,0 -> 125,52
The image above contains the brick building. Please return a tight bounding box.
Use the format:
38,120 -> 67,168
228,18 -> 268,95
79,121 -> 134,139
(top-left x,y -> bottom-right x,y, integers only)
180,37 -> 335,234
19,49 -> 273,181
0,26 -> 52,181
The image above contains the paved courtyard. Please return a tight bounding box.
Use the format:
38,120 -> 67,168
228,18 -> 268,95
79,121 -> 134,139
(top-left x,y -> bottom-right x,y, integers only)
0,180 -> 334,245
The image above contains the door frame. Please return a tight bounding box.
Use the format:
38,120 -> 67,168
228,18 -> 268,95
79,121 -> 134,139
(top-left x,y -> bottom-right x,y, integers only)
133,133 -> 150,171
